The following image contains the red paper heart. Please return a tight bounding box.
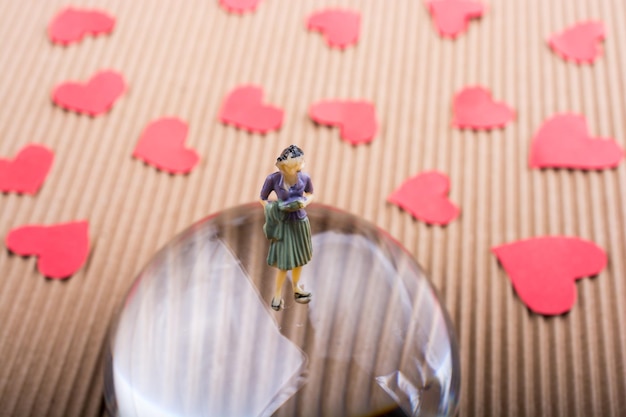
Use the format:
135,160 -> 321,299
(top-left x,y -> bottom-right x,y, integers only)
52,70 -> 126,117
427,0 -> 485,38
48,7 -> 115,45
309,100 -> 377,145
219,85 -> 284,133
388,171 -> 460,225
529,113 -> 623,170
219,0 -> 261,14
6,220 -> 90,279
492,237 -> 607,315
548,21 -> 605,64
452,86 -> 515,130
0,144 -> 54,195
306,9 -> 361,49
133,117 -> 200,174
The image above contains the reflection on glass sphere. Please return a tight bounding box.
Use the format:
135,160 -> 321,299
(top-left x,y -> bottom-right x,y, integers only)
104,204 -> 460,417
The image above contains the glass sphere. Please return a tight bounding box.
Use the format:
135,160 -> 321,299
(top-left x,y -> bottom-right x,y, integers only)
104,204 -> 460,417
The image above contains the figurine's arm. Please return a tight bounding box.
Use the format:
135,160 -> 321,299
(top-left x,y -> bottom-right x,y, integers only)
302,192 -> 314,207
302,174 -> 314,207
259,174 -> 275,207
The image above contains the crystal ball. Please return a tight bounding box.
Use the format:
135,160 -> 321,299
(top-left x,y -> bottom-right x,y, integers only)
104,204 -> 460,417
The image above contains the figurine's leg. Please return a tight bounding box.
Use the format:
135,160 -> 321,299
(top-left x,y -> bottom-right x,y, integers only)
292,266 -> 312,304
271,269 -> 287,311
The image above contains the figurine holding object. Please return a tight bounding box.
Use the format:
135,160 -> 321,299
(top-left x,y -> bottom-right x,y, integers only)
260,145 -> 314,311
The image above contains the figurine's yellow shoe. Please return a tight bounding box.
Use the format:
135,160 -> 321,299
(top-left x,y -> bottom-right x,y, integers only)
294,288 -> 312,304
271,297 -> 285,311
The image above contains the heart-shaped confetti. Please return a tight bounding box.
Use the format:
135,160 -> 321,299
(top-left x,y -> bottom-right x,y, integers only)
219,0 -> 262,14
48,7 -> 115,45
427,0 -> 485,38
529,113 -> 623,170
452,86 -> 515,130
6,220 -> 90,279
388,171 -> 460,225
52,70 -> 126,117
133,117 -> 200,174
0,144 -> 54,195
548,21 -> 605,64
219,85 -> 284,133
306,9 -> 361,49
492,236 -> 607,315
309,100 -> 377,145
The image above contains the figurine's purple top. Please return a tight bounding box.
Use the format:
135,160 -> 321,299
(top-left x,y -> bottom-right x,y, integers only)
260,171 -> 313,221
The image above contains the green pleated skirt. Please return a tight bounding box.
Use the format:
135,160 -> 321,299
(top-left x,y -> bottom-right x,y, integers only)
267,217 -> 312,270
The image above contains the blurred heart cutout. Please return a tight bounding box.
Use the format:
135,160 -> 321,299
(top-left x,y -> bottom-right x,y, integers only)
220,0 -> 262,14
48,7 -> 115,45
427,0 -> 485,38
388,171 -> 459,225
529,113 -> 623,170
52,70 -> 126,116
133,117 -> 199,174
0,144 -> 54,195
452,86 -> 515,130
6,220 -> 90,279
309,100 -> 377,145
549,21 -> 605,64
492,236 -> 607,315
306,9 -> 361,49
219,85 -> 284,133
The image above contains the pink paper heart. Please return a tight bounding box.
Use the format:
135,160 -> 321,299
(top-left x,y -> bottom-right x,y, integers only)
309,100 -> 377,145
52,70 -> 126,116
492,237 -> 607,315
133,118 -> 200,174
548,21 -> 605,64
219,85 -> 284,134
388,171 -> 460,225
529,113 -> 623,170
0,144 -> 54,195
219,0 -> 262,14
6,220 -> 90,279
427,0 -> 485,38
452,86 -> 515,130
306,9 -> 361,49
48,7 -> 115,45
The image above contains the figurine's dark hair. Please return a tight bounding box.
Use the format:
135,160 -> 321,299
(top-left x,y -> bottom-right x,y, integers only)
276,145 -> 304,163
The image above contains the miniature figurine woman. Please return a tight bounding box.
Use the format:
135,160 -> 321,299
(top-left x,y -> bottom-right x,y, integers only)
260,145 -> 314,311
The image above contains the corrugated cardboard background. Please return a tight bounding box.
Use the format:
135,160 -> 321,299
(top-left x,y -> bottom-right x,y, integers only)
0,0 -> 624,416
